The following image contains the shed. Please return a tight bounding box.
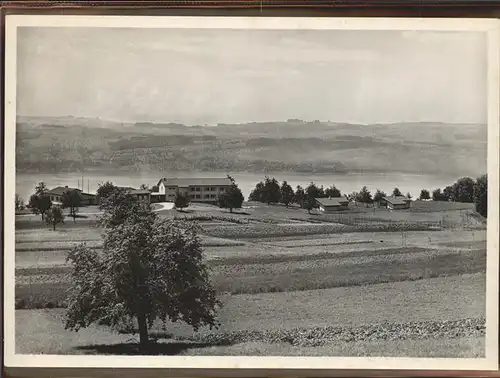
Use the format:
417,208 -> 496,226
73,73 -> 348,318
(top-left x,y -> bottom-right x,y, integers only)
315,197 -> 349,212
382,196 -> 411,210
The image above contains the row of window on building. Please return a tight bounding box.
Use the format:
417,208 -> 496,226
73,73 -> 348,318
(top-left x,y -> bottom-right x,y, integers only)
166,193 -> 218,200
166,186 -> 226,192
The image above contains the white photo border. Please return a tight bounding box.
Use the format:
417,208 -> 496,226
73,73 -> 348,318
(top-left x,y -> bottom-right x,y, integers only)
4,15 -> 500,372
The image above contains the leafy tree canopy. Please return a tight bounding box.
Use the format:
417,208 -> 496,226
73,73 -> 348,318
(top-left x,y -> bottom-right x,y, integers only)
392,188 -> 403,197
29,182 -> 52,220
263,176 -> 282,205
356,186 -> 373,204
174,192 -> 190,211
218,175 -> 244,213
97,181 -> 119,209
373,189 -> 386,203
419,189 -> 431,200
280,181 -> 295,207
294,185 -> 306,208
474,174 -> 487,218
325,185 -> 341,198
45,205 -> 65,231
61,189 -> 82,222
452,177 -> 475,203
65,193 -> 220,348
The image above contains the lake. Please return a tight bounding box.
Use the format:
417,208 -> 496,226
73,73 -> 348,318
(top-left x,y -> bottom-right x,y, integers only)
14,170 -> 461,204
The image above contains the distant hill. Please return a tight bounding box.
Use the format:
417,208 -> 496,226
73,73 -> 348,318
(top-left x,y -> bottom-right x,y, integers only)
15,116 -> 487,177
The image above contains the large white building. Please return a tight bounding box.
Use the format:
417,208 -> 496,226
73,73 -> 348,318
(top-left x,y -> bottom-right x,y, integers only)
155,177 -> 232,205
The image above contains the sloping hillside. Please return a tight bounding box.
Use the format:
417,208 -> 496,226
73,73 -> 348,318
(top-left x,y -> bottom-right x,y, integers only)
15,117 -> 487,177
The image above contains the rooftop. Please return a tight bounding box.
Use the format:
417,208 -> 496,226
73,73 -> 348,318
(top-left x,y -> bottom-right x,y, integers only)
158,177 -> 233,187
117,186 -> 137,191
48,186 -> 82,195
128,189 -> 151,195
315,197 -> 349,207
383,196 -> 411,205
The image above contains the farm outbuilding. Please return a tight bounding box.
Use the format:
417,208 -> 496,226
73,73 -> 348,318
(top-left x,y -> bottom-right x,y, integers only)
316,197 -> 349,212
382,196 -> 412,210
47,186 -> 97,206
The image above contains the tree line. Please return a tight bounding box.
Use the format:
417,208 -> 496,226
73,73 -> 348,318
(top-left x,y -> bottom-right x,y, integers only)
419,174 -> 487,217
247,174 -> 488,217
248,176 -> 413,213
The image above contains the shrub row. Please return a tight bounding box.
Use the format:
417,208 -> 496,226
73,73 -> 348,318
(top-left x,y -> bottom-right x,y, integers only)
183,317 -> 485,347
173,214 -> 249,224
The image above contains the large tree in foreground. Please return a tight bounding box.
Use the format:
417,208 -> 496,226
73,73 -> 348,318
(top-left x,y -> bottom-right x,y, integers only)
474,174 -> 487,218
65,193 -> 220,348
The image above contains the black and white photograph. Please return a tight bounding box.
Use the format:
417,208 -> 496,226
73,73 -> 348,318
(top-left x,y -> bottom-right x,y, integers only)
3,15 -> 499,372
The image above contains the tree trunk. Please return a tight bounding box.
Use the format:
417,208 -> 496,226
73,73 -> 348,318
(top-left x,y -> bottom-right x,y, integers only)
53,223 -> 56,231
230,207 -> 233,213
137,312 -> 149,348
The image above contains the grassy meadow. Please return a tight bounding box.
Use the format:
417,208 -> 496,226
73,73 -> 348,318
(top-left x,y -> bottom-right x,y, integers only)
14,200 -> 487,356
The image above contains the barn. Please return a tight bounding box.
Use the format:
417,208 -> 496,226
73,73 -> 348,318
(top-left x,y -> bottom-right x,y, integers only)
382,196 -> 412,210
47,186 -> 97,206
315,197 -> 349,212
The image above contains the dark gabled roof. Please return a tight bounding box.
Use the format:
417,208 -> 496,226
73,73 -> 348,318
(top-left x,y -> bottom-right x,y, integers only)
48,186 -> 81,196
157,177 -> 232,187
383,196 -> 411,205
117,186 -> 137,191
80,192 -> 96,199
128,189 -> 151,195
315,197 -> 349,207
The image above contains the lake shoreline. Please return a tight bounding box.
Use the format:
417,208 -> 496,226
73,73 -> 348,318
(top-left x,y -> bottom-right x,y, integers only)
15,170 -> 469,204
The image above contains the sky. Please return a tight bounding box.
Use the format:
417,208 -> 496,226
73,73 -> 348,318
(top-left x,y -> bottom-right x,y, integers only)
16,27 -> 487,125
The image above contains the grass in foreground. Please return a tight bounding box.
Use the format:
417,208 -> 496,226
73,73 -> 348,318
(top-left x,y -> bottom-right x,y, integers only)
178,337 -> 484,357
15,274 -> 485,356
